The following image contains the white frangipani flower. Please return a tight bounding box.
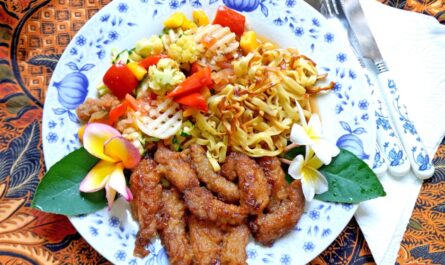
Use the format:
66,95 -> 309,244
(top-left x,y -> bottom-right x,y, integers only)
290,103 -> 340,165
288,147 -> 328,201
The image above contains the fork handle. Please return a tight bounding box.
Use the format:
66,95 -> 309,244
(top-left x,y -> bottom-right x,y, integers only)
376,68 -> 434,179
372,82 -> 410,177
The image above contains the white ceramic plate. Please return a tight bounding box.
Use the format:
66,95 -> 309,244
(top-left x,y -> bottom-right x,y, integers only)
42,0 -> 376,264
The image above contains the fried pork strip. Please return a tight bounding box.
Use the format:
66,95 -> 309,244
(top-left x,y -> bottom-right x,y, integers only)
224,152 -> 270,215
257,157 -> 288,211
220,224 -> 249,265
190,144 -> 240,203
249,180 -> 305,246
129,157 -> 162,258
188,215 -> 223,265
157,189 -> 193,265
154,144 -> 199,192
184,187 -> 247,226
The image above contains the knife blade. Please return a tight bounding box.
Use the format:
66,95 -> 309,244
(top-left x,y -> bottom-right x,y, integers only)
340,0 -> 434,179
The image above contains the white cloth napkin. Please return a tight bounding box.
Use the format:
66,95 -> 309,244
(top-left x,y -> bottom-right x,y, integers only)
352,0 -> 445,264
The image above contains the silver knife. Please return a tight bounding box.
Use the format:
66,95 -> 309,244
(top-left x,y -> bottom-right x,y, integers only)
317,0 -> 410,177
340,0 -> 434,179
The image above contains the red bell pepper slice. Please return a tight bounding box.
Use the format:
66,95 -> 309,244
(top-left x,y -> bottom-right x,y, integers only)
109,95 -> 139,125
138,54 -> 168,69
103,64 -> 139,99
213,6 -> 245,36
167,67 -> 213,98
175,93 -> 208,112
109,101 -> 129,125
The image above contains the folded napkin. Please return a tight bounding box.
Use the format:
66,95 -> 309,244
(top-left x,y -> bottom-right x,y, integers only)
350,0 -> 445,264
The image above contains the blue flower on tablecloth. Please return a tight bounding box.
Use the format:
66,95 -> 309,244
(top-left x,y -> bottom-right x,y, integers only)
128,259 -> 137,265
118,3 -> 128,13
115,250 -> 127,261
324,32 -> 334,43
337,52 -> 347,63
280,254 -> 292,265
358,99 -> 369,110
76,35 -> 86,46
109,216 -> 121,227
361,113 -> 369,121
69,47 -> 78,55
294,27 -> 304,37
109,31 -> 119,41
335,104 -> 344,114
46,132 -> 58,143
247,249 -> 258,259
303,242 -> 315,252
48,120 -> 56,129
309,210 -> 320,220
403,122 -> 416,135
286,0 -> 297,8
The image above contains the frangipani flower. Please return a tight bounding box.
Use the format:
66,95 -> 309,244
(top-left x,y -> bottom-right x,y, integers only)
290,103 -> 340,164
289,147 -> 328,201
79,123 -> 141,209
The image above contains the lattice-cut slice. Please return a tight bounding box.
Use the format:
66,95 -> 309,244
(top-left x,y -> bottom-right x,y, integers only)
134,98 -> 182,139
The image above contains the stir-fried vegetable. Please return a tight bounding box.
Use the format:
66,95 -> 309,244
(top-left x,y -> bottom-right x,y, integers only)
167,67 -> 213,98
103,64 -> 139,99
213,6 -> 245,36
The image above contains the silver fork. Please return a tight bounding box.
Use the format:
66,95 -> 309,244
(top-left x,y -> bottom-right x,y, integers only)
308,0 -> 410,176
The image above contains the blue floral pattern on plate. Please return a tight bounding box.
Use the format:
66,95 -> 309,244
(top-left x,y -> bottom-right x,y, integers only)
42,0 -> 376,264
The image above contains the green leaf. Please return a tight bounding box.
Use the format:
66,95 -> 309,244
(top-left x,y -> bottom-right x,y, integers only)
315,149 -> 386,203
31,148 -> 106,216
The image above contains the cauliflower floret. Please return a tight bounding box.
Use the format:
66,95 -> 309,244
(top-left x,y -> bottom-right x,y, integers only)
148,58 -> 186,95
135,35 -> 164,57
167,35 -> 203,64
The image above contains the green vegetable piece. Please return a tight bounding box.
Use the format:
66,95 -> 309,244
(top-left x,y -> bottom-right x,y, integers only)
31,148 -> 106,216
315,148 -> 386,203
180,120 -> 194,137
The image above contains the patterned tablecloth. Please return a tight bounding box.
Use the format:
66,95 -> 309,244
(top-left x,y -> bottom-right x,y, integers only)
0,0 -> 444,264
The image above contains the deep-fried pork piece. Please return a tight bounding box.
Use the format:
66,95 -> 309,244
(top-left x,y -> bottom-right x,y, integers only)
220,154 -> 238,181
190,144 -> 240,203
257,157 -> 288,211
129,157 -> 162,258
188,215 -> 223,265
154,144 -> 199,192
249,180 -> 305,246
157,189 -> 193,265
224,152 -> 270,214
76,93 -> 120,122
220,224 -> 249,265
184,187 -> 247,226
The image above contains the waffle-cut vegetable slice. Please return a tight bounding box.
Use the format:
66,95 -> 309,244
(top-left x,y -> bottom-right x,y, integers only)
134,99 -> 183,139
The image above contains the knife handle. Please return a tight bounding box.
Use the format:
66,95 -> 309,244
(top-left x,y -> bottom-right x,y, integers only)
373,143 -> 388,176
372,83 -> 410,177
376,69 -> 434,179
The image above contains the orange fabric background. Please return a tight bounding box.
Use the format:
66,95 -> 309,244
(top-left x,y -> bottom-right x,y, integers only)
0,0 -> 444,264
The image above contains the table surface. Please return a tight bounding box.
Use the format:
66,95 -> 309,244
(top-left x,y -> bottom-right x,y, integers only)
0,0 -> 444,264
